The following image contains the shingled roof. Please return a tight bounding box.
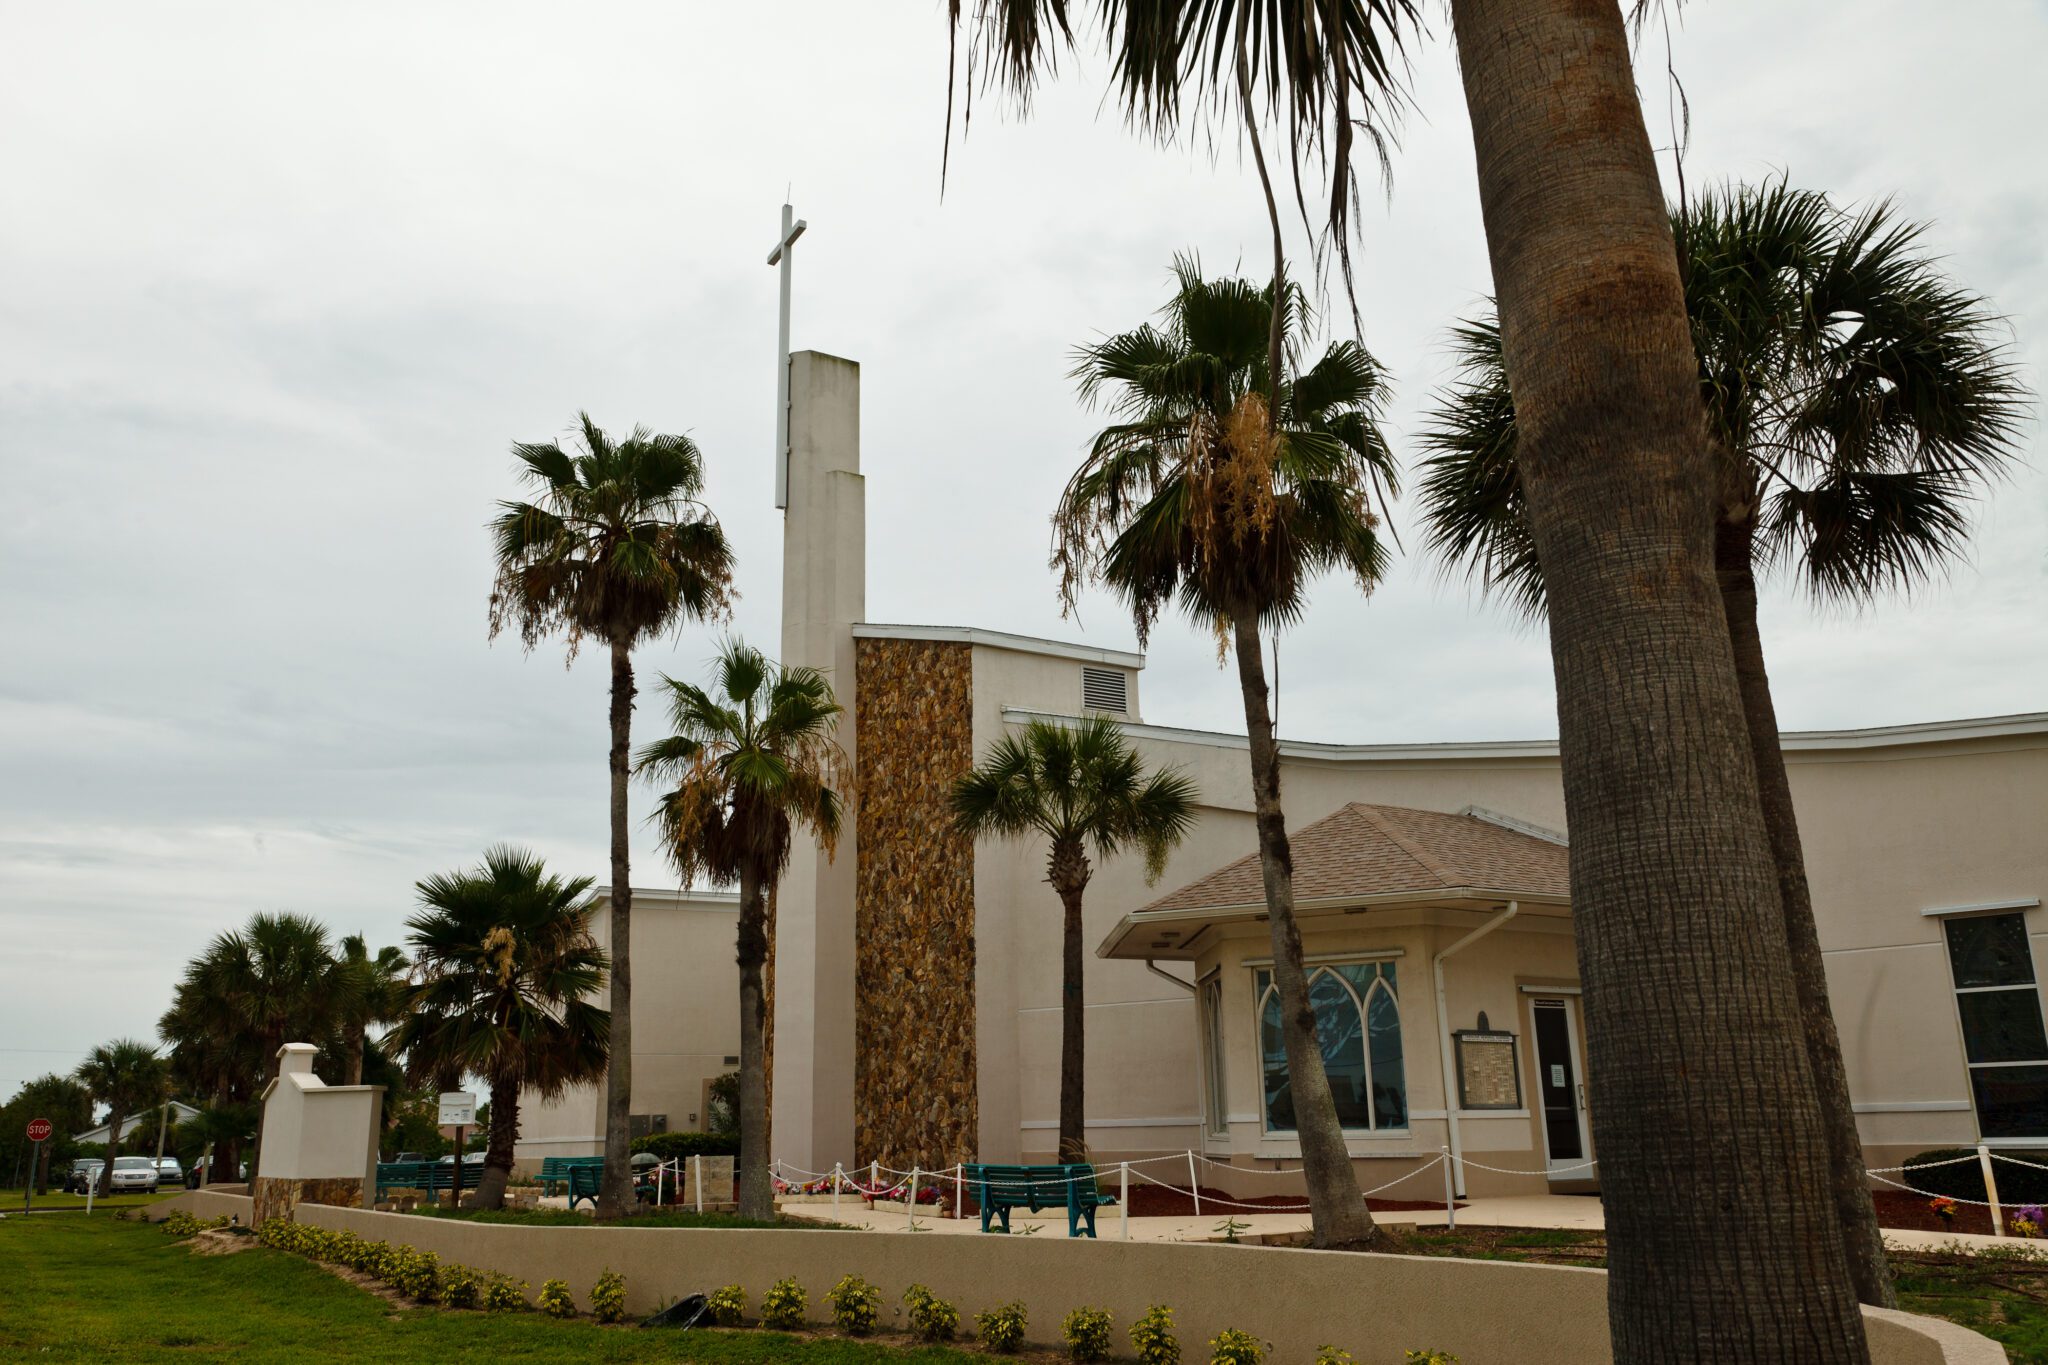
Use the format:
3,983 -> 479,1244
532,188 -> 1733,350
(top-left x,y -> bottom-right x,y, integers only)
1137,803 -> 1570,916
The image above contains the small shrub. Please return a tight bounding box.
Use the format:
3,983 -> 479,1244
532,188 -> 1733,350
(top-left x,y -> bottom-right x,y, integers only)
1064,1307 -> 1115,1363
630,1131 -> 740,1161
976,1301 -> 1029,1353
386,1247 -> 442,1302
480,1272 -> 529,1312
1404,1352 -> 1459,1365
590,1269 -> 628,1324
1208,1327 -> 1266,1365
1130,1304 -> 1180,1365
904,1284 -> 959,1342
761,1276 -> 808,1330
1315,1348 -> 1355,1365
536,1278 -> 575,1318
707,1284 -> 747,1327
439,1264 -> 482,1310
827,1273 -> 881,1335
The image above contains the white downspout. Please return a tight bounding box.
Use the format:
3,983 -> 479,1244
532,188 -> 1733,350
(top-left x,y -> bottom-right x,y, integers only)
1434,901 -> 1519,1198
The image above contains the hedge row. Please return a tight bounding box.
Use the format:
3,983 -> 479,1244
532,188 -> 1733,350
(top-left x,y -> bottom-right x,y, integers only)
629,1131 -> 739,1161
1902,1148 -> 2048,1205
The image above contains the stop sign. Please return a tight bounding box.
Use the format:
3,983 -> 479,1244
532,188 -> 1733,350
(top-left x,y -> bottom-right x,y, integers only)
25,1118 -> 52,1143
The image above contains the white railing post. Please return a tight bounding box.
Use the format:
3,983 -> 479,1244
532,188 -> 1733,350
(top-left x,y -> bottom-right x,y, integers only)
955,1164 -> 965,1220
908,1166 -> 920,1230
694,1154 -> 705,1213
1441,1148 -> 1456,1230
1979,1144 -> 2005,1236
1187,1151 -> 1201,1218
832,1162 -> 842,1216
1120,1161 -> 1130,1239
870,1159 -> 879,1193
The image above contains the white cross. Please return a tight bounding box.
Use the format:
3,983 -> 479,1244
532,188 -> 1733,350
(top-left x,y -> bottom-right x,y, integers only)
767,201 -> 807,510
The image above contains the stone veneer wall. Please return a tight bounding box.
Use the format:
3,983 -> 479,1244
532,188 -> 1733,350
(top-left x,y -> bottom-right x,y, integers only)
854,638 -> 977,1166
252,1175 -> 362,1225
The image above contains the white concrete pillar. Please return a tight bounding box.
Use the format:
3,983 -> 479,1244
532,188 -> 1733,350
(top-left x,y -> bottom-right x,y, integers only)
771,350 -> 864,1173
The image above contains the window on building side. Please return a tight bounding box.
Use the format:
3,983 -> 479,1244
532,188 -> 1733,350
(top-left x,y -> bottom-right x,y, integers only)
1200,977 -> 1228,1136
1255,961 -> 1406,1134
1943,912 -> 2048,1138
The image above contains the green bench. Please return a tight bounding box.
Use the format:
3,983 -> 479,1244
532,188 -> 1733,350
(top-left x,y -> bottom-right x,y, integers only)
374,1161 -> 476,1202
962,1163 -> 1114,1238
538,1156 -> 604,1196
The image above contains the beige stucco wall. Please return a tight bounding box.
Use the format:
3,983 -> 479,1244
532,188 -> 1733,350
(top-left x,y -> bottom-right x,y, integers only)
151,1189 -> 1994,1365
255,1044 -> 380,1184
515,888 -> 741,1167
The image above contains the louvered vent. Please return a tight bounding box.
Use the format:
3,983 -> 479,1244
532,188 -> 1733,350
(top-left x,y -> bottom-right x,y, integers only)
1081,666 -> 1129,715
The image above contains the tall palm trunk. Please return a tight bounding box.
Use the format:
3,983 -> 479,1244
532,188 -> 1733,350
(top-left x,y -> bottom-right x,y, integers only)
249,1029 -> 281,1183
475,1067 -> 519,1211
1049,837 -> 1091,1163
1450,1 -> 1868,1358
1231,613 -> 1376,1246
735,859 -> 774,1220
597,639 -> 636,1220
1716,513 -> 1895,1308
97,1100 -> 124,1197
345,1023 -> 366,1088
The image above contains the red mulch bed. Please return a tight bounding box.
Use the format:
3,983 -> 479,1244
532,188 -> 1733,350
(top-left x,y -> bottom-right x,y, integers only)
1871,1190 -> 2000,1236
1119,1183 -> 1456,1218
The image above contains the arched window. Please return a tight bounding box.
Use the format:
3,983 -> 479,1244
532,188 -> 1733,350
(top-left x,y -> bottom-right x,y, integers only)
1255,961 -> 1406,1133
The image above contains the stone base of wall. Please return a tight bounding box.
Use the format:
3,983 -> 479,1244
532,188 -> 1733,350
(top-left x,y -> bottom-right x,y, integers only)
252,1176 -> 363,1224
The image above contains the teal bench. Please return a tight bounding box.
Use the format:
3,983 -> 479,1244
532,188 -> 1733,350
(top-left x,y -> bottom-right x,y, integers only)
962,1163 -> 1114,1238
566,1162 -> 609,1211
538,1156 -> 603,1196
374,1161 -> 475,1202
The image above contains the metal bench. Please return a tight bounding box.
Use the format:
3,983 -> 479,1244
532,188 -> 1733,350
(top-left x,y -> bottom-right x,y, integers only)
961,1162 -> 1113,1238
374,1161 -> 477,1203
538,1156 -> 603,1196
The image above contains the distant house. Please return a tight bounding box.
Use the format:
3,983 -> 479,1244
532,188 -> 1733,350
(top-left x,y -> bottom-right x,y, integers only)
73,1100 -> 202,1146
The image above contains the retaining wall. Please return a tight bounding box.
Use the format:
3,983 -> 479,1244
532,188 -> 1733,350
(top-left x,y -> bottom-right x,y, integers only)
149,1191 -> 1999,1365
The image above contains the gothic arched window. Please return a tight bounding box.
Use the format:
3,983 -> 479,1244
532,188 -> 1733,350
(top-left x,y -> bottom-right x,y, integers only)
1255,961 -> 1406,1133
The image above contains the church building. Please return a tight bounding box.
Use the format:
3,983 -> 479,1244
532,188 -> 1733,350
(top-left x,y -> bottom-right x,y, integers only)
518,351 -> 2048,1199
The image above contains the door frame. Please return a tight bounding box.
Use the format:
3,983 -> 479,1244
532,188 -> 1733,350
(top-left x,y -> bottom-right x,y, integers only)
1526,993 -> 1592,1178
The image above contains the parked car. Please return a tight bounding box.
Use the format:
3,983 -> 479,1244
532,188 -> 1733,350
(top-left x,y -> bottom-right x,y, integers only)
66,1160 -> 103,1194
155,1157 -> 184,1187
436,1152 -> 487,1165
394,1151 -> 427,1164
108,1156 -> 159,1192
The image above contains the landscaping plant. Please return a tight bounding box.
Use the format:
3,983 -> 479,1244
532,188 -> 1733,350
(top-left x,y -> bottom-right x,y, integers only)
536,1278 -> 575,1318
440,1265 -> 482,1310
1208,1328 -> 1266,1365
707,1284 -> 747,1327
1405,1352 -> 1459,1365
976,1301 -> 1029,1353
480,1272 -> 529,1312
761,1275 -> 808,1330
1130,1304 -> 1180,1365
1314,1348 -> 1354,1365
1063,1307 -> 1114,1363
590,1269 -> 628,1324
904,1284 -> 960,1342
827,1274 -> 882,1335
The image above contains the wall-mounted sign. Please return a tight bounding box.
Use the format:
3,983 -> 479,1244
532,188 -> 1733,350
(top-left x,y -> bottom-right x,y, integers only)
1454,1030 -> 1522,1111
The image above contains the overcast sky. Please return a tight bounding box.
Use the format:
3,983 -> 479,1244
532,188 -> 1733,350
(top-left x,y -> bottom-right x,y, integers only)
3,1 -> 2041,1094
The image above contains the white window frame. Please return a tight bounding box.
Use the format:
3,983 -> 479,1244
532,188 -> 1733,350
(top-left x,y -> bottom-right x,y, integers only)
1250,959 -> 1408,1136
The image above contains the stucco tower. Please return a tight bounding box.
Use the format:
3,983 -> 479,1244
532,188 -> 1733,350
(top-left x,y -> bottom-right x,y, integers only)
772,351 -> 864,1173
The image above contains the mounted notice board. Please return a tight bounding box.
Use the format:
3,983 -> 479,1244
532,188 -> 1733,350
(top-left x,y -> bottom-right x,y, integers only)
1454,1030 -> 1522,1110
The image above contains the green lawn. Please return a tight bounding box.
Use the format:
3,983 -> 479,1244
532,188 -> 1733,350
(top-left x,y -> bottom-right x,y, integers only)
0,1214 -> 984,1364
0,1186 -> 182,1214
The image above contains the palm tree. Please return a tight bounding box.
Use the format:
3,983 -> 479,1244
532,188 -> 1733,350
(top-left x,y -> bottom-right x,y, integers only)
75,1040 -> 165,1196
188,911 -> 354,1179
1418,180 -> 2025,1308
160,962 -> 266,1186
1054,256 -> 1395,1247
390,847 -> 612,1211
490,413 -> 735,1220
336,936 -> 412,1088
952,716 -> 1196,1162
637,639 -> 846,1221
941,5 -> 1880,1355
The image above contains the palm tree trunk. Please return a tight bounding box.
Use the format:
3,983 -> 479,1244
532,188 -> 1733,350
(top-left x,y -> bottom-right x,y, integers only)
735,859 -> 774,1221
345,1022 -> 366,1088
97,1101 -> 124,1197
476,1068 -> 518,1211
1717,515 -> 1895,1308
249,1030 -> 281,1184
1050,839 -> 1090,1163
597,638 -> 636,1221
1230,612 -> 1376,1247
1449,1 -> 1868,1358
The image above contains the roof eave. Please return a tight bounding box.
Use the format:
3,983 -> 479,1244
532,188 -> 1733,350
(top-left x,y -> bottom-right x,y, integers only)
1097,887 -> 1573,960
